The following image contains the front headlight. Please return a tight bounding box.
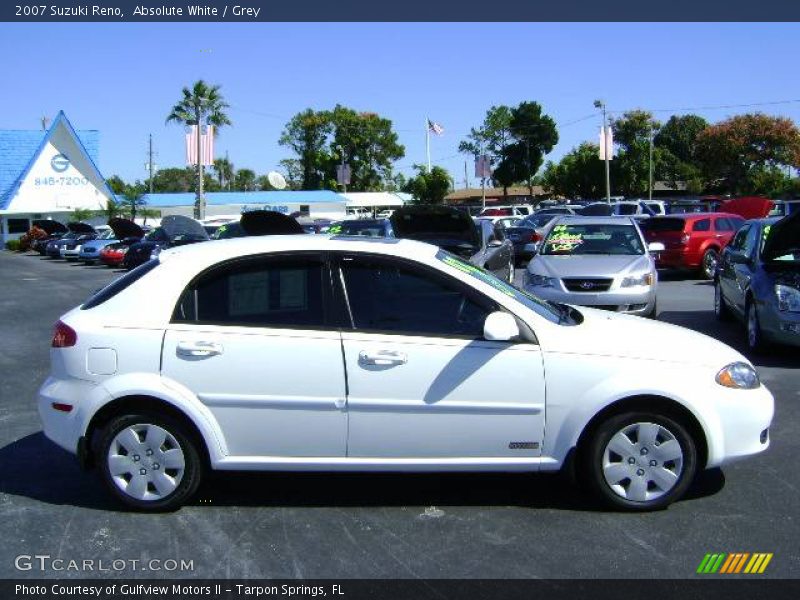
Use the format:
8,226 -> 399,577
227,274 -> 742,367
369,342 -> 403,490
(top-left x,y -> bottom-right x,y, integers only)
525,273 -> 557,288
621,272 -> 654,287
775,284 -> 800,312
715,362 -> 760,390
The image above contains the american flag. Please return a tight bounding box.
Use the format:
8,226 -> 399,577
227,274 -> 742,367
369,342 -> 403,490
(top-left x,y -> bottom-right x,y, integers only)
427,119 -> 444,135
185,124 -> 214,166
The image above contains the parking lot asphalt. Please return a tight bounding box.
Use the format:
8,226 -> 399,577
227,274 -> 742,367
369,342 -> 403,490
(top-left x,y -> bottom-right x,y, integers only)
0,251 -> 797,579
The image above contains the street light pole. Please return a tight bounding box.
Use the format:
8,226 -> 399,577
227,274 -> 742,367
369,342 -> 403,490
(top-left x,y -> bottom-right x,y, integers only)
595,100 -> 611,202
648,122 -> 654,202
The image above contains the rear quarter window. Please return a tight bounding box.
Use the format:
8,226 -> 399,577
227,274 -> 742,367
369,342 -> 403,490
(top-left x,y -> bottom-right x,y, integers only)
82,260 -> 160,309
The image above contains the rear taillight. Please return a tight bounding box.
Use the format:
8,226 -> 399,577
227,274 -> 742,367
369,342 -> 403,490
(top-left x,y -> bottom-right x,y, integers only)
52,320 -> 77,348
531,231 -> 542,242
680,233 -> 690,245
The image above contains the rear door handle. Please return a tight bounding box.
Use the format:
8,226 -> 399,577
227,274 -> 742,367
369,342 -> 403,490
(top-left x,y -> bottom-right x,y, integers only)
176,341 -> 223,357
359,350 -> 407,366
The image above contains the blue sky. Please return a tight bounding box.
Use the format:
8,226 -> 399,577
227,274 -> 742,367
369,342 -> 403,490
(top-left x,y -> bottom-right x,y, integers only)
1,22 -> 799,187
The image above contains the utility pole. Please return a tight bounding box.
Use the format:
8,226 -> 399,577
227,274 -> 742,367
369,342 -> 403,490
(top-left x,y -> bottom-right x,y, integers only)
648,123 -> 654,202
146,134 -> 156,194
595,99 -> 611,202
464,161 -> 469,190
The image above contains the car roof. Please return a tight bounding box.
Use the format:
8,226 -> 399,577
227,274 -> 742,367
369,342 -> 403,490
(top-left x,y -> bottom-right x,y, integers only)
157,234 -> 438,269
552,215 -> 637,225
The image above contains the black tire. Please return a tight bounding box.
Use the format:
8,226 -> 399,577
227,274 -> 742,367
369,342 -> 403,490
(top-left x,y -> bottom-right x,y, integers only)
714,279 -> 732,321
746,300 -> 768,354
98,413 -> 203,512
582,411 -> 698,511
701,248 -> 720,280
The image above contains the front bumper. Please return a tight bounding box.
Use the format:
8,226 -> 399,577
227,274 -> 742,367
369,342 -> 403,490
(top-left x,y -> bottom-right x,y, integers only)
706,382 -> 774,467
758,302 -> 800,348
525,283 -> 657,316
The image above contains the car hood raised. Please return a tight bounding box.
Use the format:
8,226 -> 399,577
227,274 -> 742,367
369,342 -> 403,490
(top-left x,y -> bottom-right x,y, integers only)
240,210 -> 304,236
108,217 -> 144,240
545,308 -> 745,368
161,215 -> 209,242
391,206 -> 480,247
762,210 -> 800,262
66,222 -> 96,234
529,254 -> 651,279
32,219 -> 68,234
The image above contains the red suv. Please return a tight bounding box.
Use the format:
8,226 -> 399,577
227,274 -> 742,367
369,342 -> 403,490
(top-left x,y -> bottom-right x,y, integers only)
640,212 -> 745,278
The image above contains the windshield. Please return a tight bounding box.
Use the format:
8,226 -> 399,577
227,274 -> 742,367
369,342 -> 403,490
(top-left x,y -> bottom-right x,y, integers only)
435,250 -> 563,324
98,229 -> 115,240
541,223 -> 645,256
761,222 -> 800,262
520,214 -> 557,228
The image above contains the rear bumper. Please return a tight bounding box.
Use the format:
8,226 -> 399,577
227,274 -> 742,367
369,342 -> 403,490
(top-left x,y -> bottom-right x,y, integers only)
37,376 -> 97,455
654,248 -> 698,270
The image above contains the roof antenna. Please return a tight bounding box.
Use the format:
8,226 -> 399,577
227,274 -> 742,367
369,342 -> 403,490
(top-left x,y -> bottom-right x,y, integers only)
41,115 -> 50,131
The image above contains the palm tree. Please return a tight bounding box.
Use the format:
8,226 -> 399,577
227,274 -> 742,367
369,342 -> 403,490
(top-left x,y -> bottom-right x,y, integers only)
213,157 -> 234,190
71,208 -> 94,223
166,80 -> 232,218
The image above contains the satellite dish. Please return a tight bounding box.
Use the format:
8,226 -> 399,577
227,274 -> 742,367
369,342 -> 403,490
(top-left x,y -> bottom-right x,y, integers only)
267,171 -> 287,190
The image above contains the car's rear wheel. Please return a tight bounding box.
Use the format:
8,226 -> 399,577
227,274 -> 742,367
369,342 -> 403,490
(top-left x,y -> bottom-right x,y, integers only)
714,279 -> 732,321
98,413 -> 203,511
701,249 -> 720,279
584,412 -> 697,511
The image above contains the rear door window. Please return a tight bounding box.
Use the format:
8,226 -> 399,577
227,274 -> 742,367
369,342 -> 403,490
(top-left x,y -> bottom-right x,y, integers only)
173,254 -> 328,329
692,219 -> 711,232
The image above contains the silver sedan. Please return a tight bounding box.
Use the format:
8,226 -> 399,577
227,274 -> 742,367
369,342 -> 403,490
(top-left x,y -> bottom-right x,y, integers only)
523,216 -> 663,317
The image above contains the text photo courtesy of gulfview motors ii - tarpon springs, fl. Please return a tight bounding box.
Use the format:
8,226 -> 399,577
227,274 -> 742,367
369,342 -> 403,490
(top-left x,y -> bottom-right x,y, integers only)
1,6 -> 800,597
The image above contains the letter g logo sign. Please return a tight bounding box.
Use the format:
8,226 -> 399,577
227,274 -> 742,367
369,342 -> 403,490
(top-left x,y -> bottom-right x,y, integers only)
15,555 -> 32,570
51,154 -> 70,173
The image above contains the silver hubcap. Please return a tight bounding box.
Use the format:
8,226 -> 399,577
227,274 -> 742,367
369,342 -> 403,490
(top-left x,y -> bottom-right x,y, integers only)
704,252 -> 718,277
108,424 -> 185,501
602,422 -> 683,503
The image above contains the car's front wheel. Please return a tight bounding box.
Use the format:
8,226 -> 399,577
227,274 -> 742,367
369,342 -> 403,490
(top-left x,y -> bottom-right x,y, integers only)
746,300 -> 768,353
584,412 -> 697,511
98,413 -> 203,511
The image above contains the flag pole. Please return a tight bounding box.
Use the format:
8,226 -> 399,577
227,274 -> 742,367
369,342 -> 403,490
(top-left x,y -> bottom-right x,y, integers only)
425,117 -> 431,172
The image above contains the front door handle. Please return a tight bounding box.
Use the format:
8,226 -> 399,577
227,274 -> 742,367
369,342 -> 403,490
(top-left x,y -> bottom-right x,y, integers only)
359,350 -> 407,366
176,341 -> 223,357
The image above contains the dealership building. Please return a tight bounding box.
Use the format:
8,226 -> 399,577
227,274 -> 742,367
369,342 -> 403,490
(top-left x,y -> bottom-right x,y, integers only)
0,111 -> 116,245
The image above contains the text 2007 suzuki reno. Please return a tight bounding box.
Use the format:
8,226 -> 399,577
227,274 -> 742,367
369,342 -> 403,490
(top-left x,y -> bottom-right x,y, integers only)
38,236 -> 773,511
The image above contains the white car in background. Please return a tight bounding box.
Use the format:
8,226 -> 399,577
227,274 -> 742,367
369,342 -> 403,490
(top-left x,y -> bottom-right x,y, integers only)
39,236 -> 772,511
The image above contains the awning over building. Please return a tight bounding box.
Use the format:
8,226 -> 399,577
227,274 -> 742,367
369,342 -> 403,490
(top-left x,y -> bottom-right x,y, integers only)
140,190 -> 347,207
341,192 -> 411,207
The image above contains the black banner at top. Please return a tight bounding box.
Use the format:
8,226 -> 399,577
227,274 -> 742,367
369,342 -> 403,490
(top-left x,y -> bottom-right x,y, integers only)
1,0 -> 799,22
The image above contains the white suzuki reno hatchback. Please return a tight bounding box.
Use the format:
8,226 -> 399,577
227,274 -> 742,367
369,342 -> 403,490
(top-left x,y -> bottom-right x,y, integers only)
39,236 -> 773,511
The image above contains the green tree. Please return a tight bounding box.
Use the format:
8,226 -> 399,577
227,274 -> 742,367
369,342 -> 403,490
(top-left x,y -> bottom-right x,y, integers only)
279,159 -> 303,190
458,105 -> 514,195
95,197 -> 124,222
403,165 -> 452,205
654,114 -> 708,191
508,101 -> 559,198
609,110 -> 664,196
327,106 -> 405,191
151,167 -> 195,192
234,168 -> 257,191
279,106 -> 405,191
696,113 -> 800,194
541,143 -> 606,199
279,109 -> 333,190
71,208 -> 94,222
166,80 -> 232,218
213,157 -> 234,190
105,175 -> 127,195
122,181 -> 148,219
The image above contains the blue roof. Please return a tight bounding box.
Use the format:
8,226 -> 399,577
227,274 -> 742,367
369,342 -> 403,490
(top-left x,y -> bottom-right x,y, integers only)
140,190 -> 347,208
0,111 -> 105,210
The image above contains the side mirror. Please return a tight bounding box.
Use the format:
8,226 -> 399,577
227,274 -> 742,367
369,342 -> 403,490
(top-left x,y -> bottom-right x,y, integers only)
483,311 -> 520,342
647,242 -> 665,252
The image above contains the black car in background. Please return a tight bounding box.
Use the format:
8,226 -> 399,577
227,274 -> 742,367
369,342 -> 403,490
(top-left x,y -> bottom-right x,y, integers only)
123,215 -> 209,270
503,213 -> 559,266
211,210 -> 306,240
31,220 -> 68,254
328,219 -> 394,238
715,210 -> 800,352
390,206 -> 515,283
45,222 -> 95,258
